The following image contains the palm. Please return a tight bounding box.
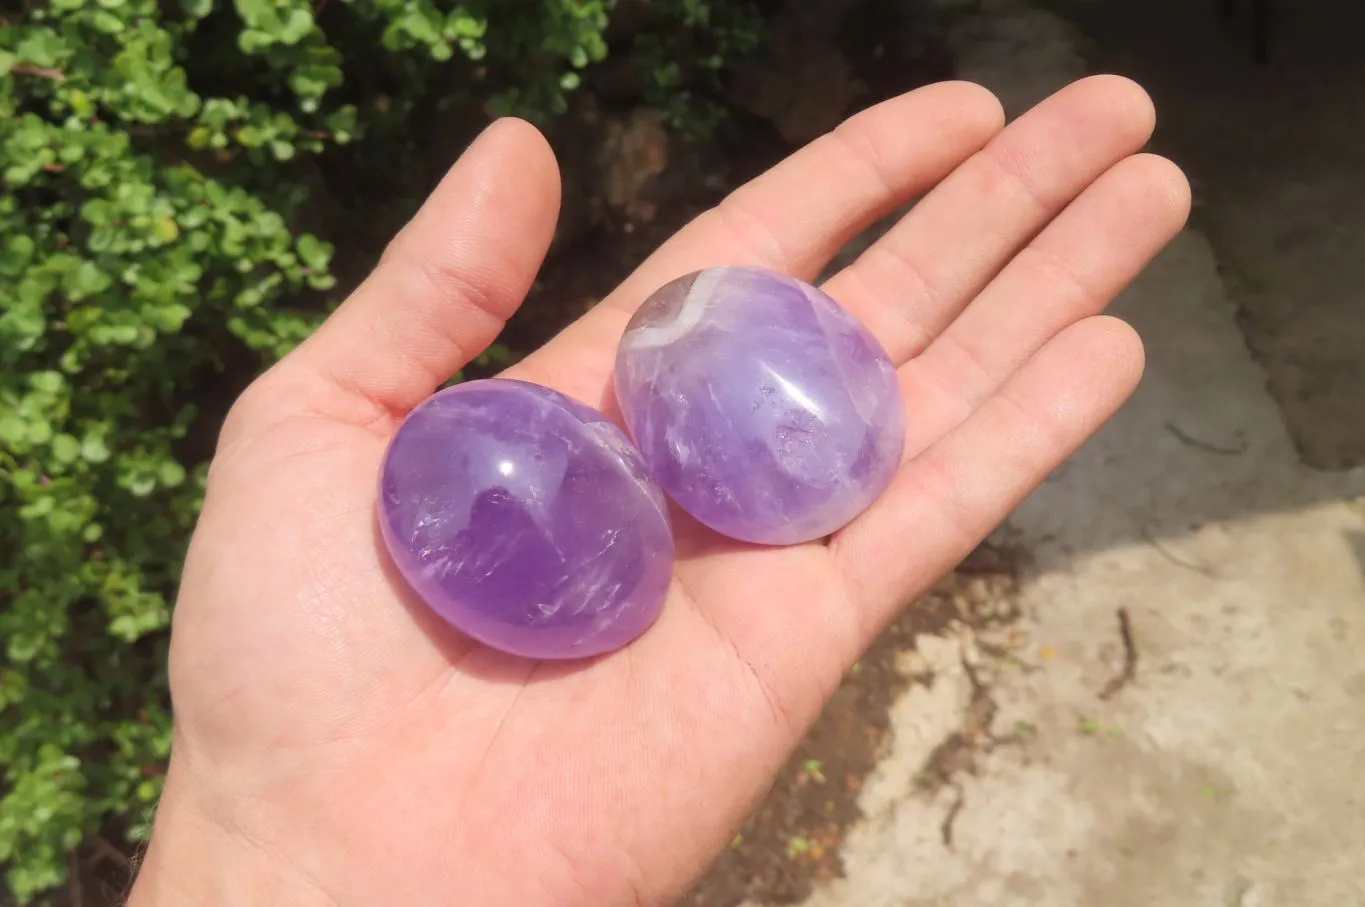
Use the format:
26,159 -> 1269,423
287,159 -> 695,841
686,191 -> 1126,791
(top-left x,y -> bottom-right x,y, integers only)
151,77 -> 1187,907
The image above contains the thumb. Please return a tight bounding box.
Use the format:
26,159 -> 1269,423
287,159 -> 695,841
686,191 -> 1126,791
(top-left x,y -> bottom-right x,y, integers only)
286,117 -> 562,422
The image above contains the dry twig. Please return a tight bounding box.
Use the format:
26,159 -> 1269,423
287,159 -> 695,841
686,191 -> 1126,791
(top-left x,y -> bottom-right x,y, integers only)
1165,420 -> 1248,456
1099,607 -> 1138,700
12,63 -> 68,83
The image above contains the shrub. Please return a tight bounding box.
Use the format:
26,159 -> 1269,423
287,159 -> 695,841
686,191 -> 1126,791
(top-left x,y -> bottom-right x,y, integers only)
0,0 -> 762,900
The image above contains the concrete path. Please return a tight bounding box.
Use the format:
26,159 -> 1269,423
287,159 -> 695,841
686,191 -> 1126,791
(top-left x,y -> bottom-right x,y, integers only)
751,2 -> 1365,904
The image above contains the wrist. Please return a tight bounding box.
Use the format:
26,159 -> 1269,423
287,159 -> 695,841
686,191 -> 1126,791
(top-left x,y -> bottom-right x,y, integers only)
127,760 -> 335,907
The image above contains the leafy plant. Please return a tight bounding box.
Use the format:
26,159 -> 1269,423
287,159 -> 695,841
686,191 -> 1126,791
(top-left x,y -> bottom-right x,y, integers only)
0,0 -> 761,900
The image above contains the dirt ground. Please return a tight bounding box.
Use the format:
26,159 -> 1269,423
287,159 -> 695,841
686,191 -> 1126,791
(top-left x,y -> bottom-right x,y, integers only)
681,547 -> 1021,907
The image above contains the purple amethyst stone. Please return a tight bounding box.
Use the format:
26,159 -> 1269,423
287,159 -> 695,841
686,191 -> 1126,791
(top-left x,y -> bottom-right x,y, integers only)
614,266 -> 905,545
378,378 -> 674,660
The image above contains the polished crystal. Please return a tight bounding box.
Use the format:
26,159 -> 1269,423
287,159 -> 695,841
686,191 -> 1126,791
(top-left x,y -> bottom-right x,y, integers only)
378,378 -> 674,660
614,266 -> 905,545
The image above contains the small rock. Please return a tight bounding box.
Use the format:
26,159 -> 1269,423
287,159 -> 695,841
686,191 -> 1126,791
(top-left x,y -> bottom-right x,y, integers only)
598,108 -> 670,223
896,649 -> 933,679
958,628 -> 982,668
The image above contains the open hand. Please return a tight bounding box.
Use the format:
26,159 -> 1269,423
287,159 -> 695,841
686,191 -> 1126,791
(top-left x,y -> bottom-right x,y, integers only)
130,76 -> 1188,907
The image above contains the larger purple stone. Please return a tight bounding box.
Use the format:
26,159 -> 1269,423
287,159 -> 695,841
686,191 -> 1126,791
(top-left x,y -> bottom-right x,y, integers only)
614,266 -> 905,545
378,378 -> 674,660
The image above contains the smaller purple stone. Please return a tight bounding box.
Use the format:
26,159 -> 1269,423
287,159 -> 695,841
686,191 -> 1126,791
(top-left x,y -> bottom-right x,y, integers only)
614,265 -> 905,545
378,378 -> 674,660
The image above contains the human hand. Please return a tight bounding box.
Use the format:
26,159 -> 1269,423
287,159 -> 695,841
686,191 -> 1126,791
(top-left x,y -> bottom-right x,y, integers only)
129,76 -> 1188,907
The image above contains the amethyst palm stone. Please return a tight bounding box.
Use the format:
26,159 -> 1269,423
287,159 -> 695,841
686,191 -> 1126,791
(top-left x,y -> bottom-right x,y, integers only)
378,379 -> 674,660
615,266 -> 905,545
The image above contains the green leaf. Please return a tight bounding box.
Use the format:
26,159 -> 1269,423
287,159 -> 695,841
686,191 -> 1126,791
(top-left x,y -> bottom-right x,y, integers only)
28,371 -> 63,394
234,0 -> 271,25
446,12 -> 486,39
52,434 -> 81,464
92,10 -> 125,33
279,7 -> 314,43
155,218 -> 180,243
0,235 -> 36,275
128,475 -> 156,496
64,261 -> 113,300
80,434 -> 110,463
150,303 -> 192,332
0,415 -> 27,445
27,419 -> 53,444
238,28 -> 275,53
296,234 -> 331,271
16,31 -> 68,68
157,461 -> 186,487
108,324 -> 139,344
323,105 -> 357,143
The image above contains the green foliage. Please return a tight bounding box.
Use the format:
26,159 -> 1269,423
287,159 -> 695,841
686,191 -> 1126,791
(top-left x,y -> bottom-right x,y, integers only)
0,0 -> 761,900
632,0 -> 765,139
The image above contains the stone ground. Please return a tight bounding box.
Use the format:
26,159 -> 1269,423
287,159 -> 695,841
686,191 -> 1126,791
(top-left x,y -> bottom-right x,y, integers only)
1049,0 -> 1365,471
690,0 -> 1365,904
